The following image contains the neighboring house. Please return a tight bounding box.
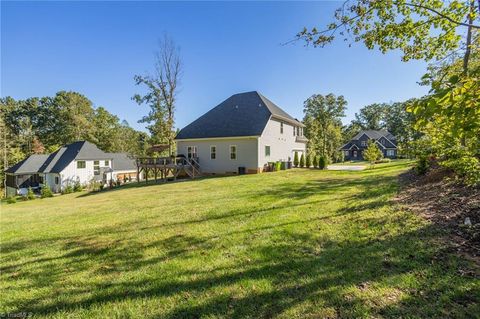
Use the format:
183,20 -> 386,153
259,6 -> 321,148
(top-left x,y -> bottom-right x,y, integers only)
175,91 -> 307,174
340,130 -> 397,161
5,141 -> 138,196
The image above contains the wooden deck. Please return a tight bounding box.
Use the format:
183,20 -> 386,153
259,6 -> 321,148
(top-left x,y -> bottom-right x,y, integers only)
136,156 -> 201,183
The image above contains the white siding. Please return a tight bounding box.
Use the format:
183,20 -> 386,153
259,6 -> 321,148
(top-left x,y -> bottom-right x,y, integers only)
258,118 -> 306,168
177,138 -> 258,174
58,159 -> 112,191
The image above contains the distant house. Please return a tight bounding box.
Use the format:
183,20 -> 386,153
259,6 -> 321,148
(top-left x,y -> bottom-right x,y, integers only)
5,141 -> 138,196
340,130 -> 397,161
175,91 -> 307,174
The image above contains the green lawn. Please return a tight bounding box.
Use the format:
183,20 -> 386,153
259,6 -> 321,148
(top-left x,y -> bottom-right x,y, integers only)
1,160 -> 478,318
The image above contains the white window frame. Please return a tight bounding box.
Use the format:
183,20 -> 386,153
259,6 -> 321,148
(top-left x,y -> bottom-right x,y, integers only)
265,145 -> 271,157
210,145 -> 216,160
104,160 -> 109,166
344,150 -> 349,156
230,145 -> 237,160
293,126 -> 296,136
187,146 -> 197,159
361,141 -> 367,147
94,160 -> 100,175
77,160 -> 86,169
387,149 -> 395,157
353,151 -> 358,158
280,122 -> 284,134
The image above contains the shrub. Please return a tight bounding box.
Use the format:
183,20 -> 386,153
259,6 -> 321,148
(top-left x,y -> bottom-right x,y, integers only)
41,184 -> 54,198
63,183 -> 73,194
73,181 -> 82,192
299,154 -> 305,168
375,158 -> 391,164
305,155 -> 311,168
275,161 -> 282,171
443,155 -> 480,186
415,156 -> 429,175
27,187 -> 35,200
6,196 -> 17,204
313,155 -> 319,168
319,156 -> 327,170
293,151 -> 299,167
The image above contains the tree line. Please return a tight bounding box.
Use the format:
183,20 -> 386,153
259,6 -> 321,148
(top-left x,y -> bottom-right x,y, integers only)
0,91 -> 150,192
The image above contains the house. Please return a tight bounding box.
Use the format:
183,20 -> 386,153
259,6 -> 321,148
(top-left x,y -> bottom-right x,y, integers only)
340,130 -> 397,161
4,141 -> 138,196
175,91 -> 307,174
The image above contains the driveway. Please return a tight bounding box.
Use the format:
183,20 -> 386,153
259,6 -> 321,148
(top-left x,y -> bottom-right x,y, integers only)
327,165 -> 366,171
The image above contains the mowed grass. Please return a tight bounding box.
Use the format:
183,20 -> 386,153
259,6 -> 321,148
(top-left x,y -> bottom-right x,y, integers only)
1,160 -> 478,318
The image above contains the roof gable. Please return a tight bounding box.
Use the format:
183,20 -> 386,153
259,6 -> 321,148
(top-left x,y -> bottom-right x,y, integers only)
176,91 -> 302,140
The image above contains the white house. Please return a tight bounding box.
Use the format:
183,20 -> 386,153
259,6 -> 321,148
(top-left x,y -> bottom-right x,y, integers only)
5,141 -> 138,196
175,91 -> 307,174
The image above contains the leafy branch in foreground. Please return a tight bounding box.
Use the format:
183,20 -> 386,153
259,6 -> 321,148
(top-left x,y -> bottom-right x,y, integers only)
296,0 -> 478,63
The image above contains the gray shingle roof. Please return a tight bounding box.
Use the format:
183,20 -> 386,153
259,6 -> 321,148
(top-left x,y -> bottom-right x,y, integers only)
5,154 -> 51,174
106,153 -> 137,171
352,130 -> 396,141
39,141 -> 112,173
176,91 -> 304,140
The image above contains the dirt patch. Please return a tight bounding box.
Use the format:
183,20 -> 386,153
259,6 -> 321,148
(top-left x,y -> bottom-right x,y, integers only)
396,166 -> 480,265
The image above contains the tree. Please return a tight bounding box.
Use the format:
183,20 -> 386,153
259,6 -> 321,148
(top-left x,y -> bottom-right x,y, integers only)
303,94 -> 346,163
293,151 -> 299,167
305,154 -> 311,168
352,103 -> 388,130
26,187 -> 35,200
32,137 -> 45,154
133,34 -> 182,155
364,140 -> 383,167
299,153 -> 305,168
41,182 -> 53,198
297,1 -> 479,68
53,91 -> 96,144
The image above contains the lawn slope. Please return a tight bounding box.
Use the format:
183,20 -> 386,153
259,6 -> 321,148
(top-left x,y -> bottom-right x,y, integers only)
1,161 -> 478,318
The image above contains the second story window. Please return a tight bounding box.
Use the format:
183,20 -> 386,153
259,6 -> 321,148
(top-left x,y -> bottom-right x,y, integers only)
280,122 -> 284,134
105,160 -> 109,166
265,145 -> 271,157
293,126 -> 296,136
77,161 -> 86,169
361,141 -> 367,147
297,127 -> 300,136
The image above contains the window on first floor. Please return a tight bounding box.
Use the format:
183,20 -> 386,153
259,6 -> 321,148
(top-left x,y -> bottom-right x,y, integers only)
353,151 -> 358,158
210,146 -> 216,159
230,145 -> 237,160
77,160 -> 86,169
94,160 -> 100,175
265,145 -> 271,157
387,149 -> 395,157
55,176 -> 59,185
187,146 -> 197,159
105,160 -> 109,166
344,150 -> 349,156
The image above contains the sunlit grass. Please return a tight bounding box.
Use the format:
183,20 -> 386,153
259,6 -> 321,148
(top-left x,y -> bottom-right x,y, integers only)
1,160 -> 478,318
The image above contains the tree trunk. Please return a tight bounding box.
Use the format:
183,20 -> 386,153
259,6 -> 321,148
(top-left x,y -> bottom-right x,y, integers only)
461,1 -> 475,147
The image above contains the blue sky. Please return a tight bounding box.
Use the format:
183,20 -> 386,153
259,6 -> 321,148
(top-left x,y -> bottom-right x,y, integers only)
1,1 -> 429,132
